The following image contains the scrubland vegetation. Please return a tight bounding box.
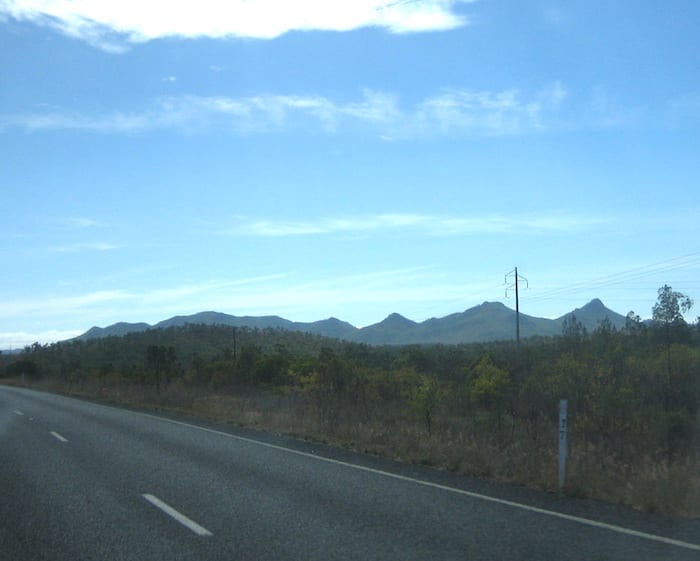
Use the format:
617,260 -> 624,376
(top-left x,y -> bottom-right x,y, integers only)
3,286 -> 698,517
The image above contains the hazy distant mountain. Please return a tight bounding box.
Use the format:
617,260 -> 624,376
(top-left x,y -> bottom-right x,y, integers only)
155,311 -> 294,331
554,298 -> 627,332
76,322 -> 151,340
415,302 -> 560,344
73,299 -> 628,346
355,313 -> 420,345
299,317 -> 358,340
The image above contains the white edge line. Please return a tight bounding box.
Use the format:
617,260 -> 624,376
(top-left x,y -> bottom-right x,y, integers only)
49,431 -> 68,443
15,386 -> 694,553
142,493 -> 213,537
132,410 -> 700,552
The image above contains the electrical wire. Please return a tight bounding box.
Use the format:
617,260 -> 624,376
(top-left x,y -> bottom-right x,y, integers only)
526,252 -> 700,303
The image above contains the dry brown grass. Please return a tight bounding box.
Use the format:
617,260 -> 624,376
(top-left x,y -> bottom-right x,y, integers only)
564,453 -> 700,518
7,377 -> 698,519
182,390 -> 700,517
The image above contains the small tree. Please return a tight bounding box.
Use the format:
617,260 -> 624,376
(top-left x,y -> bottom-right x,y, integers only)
624,311 -> 646,344
652,285 -> 693,408
469,355 -> 511,435
145,345 -> 176,394
561,313 -> 587,355
412,376 -> 440,435
653,285 -> 693,328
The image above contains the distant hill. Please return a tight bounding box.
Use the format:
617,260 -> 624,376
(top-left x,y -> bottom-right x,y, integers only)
299,317 -> 358,340
410,302 -> 560,344
76,322 -> 151,340
355,313 -> 420,345
73,299 -> 628,346
554,298 -> 627,332
155,311 -> 294,331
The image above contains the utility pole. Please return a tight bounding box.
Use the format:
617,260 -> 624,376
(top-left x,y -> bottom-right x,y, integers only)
232,327 -> 237,361
505,267 -> 528,349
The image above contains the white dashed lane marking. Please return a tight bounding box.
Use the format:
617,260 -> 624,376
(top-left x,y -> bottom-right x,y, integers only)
50,431 -> 68,443
142,494 -> 213,537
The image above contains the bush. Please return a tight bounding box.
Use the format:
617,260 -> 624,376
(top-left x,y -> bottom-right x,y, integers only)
4,359 -> 40,380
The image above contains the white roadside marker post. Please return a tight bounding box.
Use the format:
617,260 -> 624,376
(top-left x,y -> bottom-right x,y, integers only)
558,399 -> 568,491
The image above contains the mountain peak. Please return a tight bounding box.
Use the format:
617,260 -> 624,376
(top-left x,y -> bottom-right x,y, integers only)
558,298 -> 627,331
479,301 -> 509,309
581,298 -> 606,310
383,312 -> 417,325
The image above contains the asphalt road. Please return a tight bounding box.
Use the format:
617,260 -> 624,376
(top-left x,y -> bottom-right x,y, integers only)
1,386 -> 699,561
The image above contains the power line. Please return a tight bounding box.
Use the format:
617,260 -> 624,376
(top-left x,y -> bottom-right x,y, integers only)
527,252 -> 700,303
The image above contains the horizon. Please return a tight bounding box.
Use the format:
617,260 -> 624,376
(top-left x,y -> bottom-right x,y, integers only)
79,297 -> 625,332
0,296 -> 679,350
1,1 -> 699,348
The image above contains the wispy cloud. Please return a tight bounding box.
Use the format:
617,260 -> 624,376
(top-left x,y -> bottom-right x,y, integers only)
410,82 -> 571,136
135,274 -> 290,305
52,242 -> 120,253
0,275 -> 288,321
1,290 -> 133,319
1,266 -> 491,341
234,213 -> 430,237
585,86 -> 646,129
0,109 -> 151,133
414,89 -> 541,135
231,212 -> 609,237
0,1 -> 474,51
2,82 -> 664,137
218,268 -> 492,324
0,329 -> 84,348
0,85 -> 575,137
61,217 -> 105,229
667,94 -> 700,126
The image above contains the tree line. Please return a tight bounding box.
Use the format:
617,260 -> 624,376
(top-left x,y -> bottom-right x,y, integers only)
2,285 -> 698,510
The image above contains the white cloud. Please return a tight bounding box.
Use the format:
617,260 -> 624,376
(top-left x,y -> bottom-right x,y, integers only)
0,290 -> 132,321
0,109 -> 151,133
0,1 -> 474,50
62,217 -> 104,229
413,88 -> 556,135
0,329 -> 83,348
0,276 -> 269,330
236,213 -> 430,236
2,82 -> 646,139
586,86 -> 646,129
232,212 -> 609,237
342,89 -> 400,123
0,86 -> 574,137
541,81 -> 568,107
0,267 -> 495,345
52,242 -> 119,253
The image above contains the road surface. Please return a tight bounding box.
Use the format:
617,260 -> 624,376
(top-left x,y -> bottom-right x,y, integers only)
1,386 -> 699,560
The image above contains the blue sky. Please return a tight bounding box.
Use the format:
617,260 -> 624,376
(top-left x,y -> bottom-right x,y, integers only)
1,0 -> 699,347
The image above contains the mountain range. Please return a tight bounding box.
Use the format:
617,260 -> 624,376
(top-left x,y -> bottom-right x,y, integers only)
75,299 -> 628,346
